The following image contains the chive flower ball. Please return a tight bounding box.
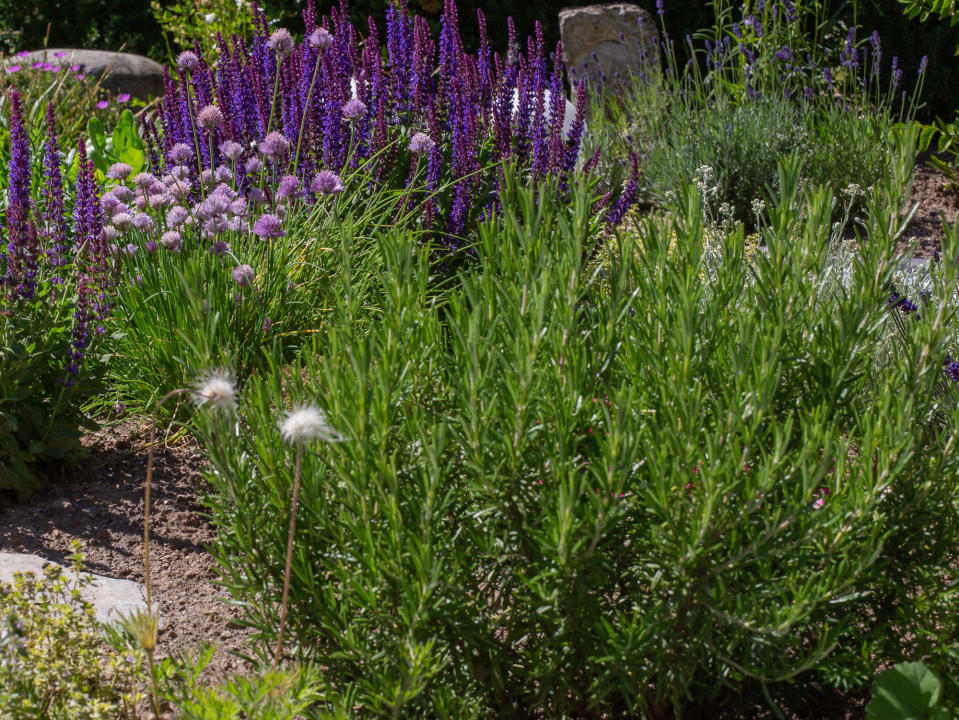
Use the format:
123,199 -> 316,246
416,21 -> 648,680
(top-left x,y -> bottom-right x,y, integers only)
107,162 -> 133,180
232,264 -> 255,286
409,132 -> 435,156
197,104 -> 225,131
253,213 -> 284,239
177,50 -> 199,72
308,27 -> 333,51
310,170 -> 343,196
342,98 -> 367,122
258,131 -> 290,159
267,29 -> 295,56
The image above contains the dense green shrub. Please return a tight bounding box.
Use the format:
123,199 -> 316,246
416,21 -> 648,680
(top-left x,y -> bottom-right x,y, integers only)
191,140 -> 959,716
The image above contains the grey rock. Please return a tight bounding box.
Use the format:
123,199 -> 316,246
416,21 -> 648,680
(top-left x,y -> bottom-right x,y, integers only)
14,49 -> 164,100
559,3 -> 660,95
0,552 -> 159,627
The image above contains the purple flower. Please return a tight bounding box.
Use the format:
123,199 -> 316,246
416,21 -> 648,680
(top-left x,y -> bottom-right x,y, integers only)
6,64 -> 20,73
267,29 -> 295,55
219,140 -> 244,161
177,50 -> 199,72
160,230 -> 182,250
656,0 -> 664,15
308,27 -> 333,51
53,51 -> 66,58
117,93 -> 131,103
15,50 -> 28,57
409,131 -> 435,156
232,263 -> 255,286
920,55 -> 928,74
133,172 -> 156,189
133,214 -> 155,233
145,239 -> 158,253
262,316 -> 273,333
258,131 -> 290,159
197,104 -> 225,130
169,143 -> 193,163
245,156 -> 264,174
253,212 -> 284,238
96,100 -> 109,110
123,243 -> 138,257
112,213 -> 134,231
277,174 -> 301,199
342,98 -> 367,122
107,162 -> 133,180
310,170 -> 344,195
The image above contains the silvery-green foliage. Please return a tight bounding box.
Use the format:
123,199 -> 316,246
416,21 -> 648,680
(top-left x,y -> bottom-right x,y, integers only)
192,157 -> 959,717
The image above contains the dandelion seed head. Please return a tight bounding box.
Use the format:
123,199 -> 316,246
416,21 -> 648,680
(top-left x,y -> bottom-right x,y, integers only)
280,404 -> 342,444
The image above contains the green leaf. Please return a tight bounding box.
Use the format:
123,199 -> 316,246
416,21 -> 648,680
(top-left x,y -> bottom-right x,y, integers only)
866,662 -> 944,720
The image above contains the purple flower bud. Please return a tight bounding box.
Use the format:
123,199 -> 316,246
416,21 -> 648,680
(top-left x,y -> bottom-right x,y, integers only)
253,212 -> 285,238
232,263 -> 255,286
145,239 -> 158,253
267,29 -> 295,55
177,51 -> 199,72
262,316 -> 272,333
342,98 -> 367,121
409,132 -> 435,156
310,170 -> 344,195
197,104 -> 225,130
107,162 -> 133,180
123,243 -> 138,257
920,55 -> 928,73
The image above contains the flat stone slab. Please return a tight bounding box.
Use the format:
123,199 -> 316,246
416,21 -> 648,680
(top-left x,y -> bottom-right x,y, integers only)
0,552 -> 157,626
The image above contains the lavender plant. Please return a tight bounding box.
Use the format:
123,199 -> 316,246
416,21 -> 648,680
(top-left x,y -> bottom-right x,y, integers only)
0,92 -> 115,500
586,0 -> 927,226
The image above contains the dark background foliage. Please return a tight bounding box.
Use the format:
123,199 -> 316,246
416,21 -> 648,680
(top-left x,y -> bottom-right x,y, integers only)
0,0 -> 955,116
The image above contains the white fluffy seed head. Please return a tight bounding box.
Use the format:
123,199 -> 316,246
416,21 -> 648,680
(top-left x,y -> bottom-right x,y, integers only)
280,404 -> 343,445
193,369 -> 236,412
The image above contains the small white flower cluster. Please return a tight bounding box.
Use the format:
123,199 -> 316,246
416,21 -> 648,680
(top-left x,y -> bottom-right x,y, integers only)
694,165 -> 719,201
750,198 -> 766,216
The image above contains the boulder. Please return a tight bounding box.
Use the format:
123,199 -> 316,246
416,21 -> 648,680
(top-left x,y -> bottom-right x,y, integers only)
0,551 -> 159,627
14,49 -> 164,100
559,3 -> 660,95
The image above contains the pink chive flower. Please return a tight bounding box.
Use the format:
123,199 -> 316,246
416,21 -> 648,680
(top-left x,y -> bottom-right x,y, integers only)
219,140 -> 244,161
341,98 -> 367,121
308,27 -> 333,50
232,264 -> 255,286
277,174 -> 301,199
177,50 -> 199,72
197,104 -> 225,130
310,170 -> 343,196
253,213 -> 284,238
267,29 -> 295,55
258,131 -> 290,159
169,143 -> 193,163
107,162 -> 133,180
409,132 -> 435,156
160,230 -> 182,251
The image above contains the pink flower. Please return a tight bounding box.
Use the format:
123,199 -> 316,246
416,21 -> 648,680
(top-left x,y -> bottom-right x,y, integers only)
15,51 -> 29,58
267,29 -> 295,55
341,98 -> 367,122
31,62 -> 43,70
177,50 -> 199,72
197,104 -> 225,130
53,51 -> 66,58
70,64 -> 81,72
117,93 -> 131,103
6,65 -> 20,73
96,100 -> 109,110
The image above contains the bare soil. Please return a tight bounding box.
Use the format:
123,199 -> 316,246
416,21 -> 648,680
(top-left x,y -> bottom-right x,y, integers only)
898,159 -> 959,258
0,420 -> 255,679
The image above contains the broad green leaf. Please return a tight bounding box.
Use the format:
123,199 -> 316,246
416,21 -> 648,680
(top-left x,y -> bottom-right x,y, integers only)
866,662 -> 943,720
